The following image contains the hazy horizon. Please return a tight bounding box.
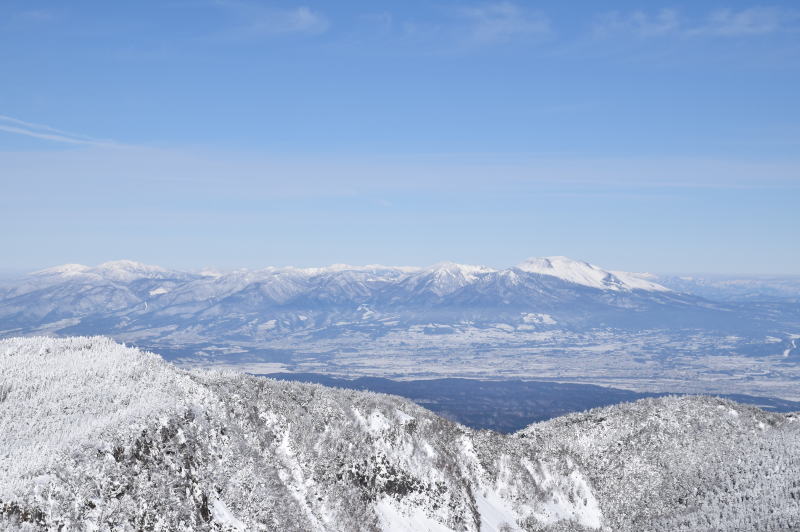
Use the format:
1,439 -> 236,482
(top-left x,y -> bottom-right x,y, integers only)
3,256 -> 800,278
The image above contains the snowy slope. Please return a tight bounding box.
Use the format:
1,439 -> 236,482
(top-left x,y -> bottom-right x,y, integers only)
516,256 -> 669,292
0,337 -> 604,532
2,337 -> 798,531
519,396 -> 800,531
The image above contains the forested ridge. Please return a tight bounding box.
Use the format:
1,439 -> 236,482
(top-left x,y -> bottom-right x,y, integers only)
1,337 -> 797,531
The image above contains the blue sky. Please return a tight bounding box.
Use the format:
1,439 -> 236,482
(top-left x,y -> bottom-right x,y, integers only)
1,1 -> 799,274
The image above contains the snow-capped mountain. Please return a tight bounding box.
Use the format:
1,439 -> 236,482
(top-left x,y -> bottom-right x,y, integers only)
516,256 -> 669,292
31,259 -> 191,284
1,337 -> 798,531
0,255 -> 717,356
402,262 -> 498,297
0,256 -> 682,334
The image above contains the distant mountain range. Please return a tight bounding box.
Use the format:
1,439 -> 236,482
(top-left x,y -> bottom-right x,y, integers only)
1,257 -> 799,399
0,256 -> 774,336
2,337 -> 798,531
653,273 -> 800,302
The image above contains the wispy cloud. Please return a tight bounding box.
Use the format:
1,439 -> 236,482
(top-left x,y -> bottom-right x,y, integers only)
592,9 -> 680,38
593,7 -> 798,39
2,144 -> 797,198
692,7 -> 788,37
455,2 -> 551,44
0,115 -> 118,147
214,1 -> 329,38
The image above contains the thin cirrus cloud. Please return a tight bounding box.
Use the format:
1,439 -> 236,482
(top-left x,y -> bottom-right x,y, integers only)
592,9 -> 681,38
592,6 -> 796,39
693,7 -> 788,36
0,115 -> 118,147
1,114 -> 798,193
455,2 -> 552,43
213,0 -> 329,38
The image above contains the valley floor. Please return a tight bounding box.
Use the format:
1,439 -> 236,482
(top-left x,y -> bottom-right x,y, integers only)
156,325 -> 800,401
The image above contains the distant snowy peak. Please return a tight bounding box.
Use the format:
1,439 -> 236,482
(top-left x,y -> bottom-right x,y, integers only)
424,261 -> 495,274
34,260 -> 170,281
93,260 -> 171,281
412,262 -> 496,296
28,257 -> 670,292
423,262 -> 496,281
210,264 -> 421,280
297,263 -> 422,276
516,256 -> 670,292
33,263 -> 92,277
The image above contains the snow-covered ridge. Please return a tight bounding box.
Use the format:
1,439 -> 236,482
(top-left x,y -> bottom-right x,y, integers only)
2,337 -> 797,531
32,259 -> 175,283
516,256 -> 669,292
0,336 -> 603,532
32,263 -> 91,277
35,259 -> 167,276
24,256 -> 669,292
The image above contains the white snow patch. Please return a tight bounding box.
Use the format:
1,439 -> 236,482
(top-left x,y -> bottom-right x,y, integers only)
376,498 -> 454,532
475,490 -> 523,531
259,319 -> 277,331
359,304 -> 376,320
368,411 -> 391,434
783,337 -> 798,358
564,470 -> 604,528
395,409 -> 414,424
521,313 -> 556,325
211,498 -> 247,531
522,459 -> 603,529
351,408 -> 392,435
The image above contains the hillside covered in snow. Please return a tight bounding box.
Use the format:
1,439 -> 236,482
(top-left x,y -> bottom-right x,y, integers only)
1,337 -> 799,531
